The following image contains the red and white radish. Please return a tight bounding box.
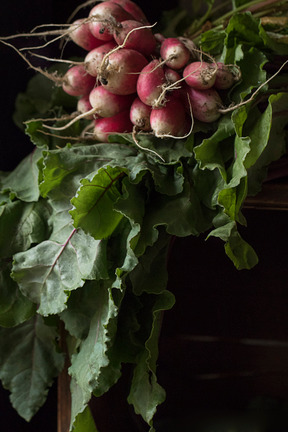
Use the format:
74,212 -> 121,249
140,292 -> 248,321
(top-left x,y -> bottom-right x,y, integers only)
150,97 -> 190,137
84,41 -> 116,77
62,65 -> 96,96
183,61 -> 217,90
186,87 -> 222,123
130,97 -> 152,131
112,0 -> 148,23
77,94 -> 94,119
113,19 -> 157,57
99,48 -> 148,95
93,109 -> 133,142
69,19 -> 103,51
89,85 -> 135,117
88,1 -> 132,41
164,67 -> 181,84
136,59 -> 166,107
214,62 -> 241,90
160,38 -> 190,70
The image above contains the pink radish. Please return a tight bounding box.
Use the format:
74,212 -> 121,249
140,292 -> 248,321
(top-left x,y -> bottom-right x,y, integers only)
88,2 -> 132,41
136,59 -> 166,107
93,109 -> 133,142
84,41 -> 116,77
113,19 -> 157,57
111,0 -> 148,23
77,95 -> 94,118
183,61 -> 217,89
99,48 -> 148,95
62,65 -> 95,96
164,67 -> 181,84
130,97 -> 152,131
69,18 -> 103,51
214,62 -> 241,90
160,38 -> 190,70
89,86 -> 134,117
150,97 -> 190,137
186,87 -> 222,123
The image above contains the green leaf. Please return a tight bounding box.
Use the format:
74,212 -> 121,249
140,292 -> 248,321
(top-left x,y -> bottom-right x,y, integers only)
0,200 -> 51,258
208,219 -> 258,269
69,279 -> 122,429
200,28 -> 226,54
128,290 -> 175,430
13,68 -> 77,130
0,263 -> 36,328
0,148 -> 42,202
70,166 -> 126,239
247,92 -> 288,195
73,406 -> 98,432
11,229 -> 106,316
0,316 -> 64,421
193,115 -> 235,180
61,277 -> 110,341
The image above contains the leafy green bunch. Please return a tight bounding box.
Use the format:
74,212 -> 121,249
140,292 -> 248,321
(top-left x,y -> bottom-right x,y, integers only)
0,2 -> 288,431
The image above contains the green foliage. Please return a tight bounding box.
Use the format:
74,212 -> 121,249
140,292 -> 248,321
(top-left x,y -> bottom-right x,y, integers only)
0,7 -> 288,432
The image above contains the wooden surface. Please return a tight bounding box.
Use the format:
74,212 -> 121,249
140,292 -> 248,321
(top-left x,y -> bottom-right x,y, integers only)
245,182 -> 288,211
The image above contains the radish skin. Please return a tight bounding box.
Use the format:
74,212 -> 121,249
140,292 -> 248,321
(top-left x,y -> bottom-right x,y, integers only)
150,98 -> 190,137
112,0 -> 148,23
69,19 -> 103,51
186,87 -> 222,123
84,41 -> 116,77
113,20 -> 157,57
88,2 -> 132,41
93,109 -> 133,142
89,86 -> 135,117
183,61 -> 216,89
130,97 -> 152,131
214,62 -> 241,90
77,95 -> 94,119
136,59 -> 166,106
62,65 -> 95,96
99,48 -> 148,95
160,38 -> 190,70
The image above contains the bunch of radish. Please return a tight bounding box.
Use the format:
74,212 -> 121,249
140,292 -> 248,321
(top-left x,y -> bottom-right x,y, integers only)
16,0 -> 241,142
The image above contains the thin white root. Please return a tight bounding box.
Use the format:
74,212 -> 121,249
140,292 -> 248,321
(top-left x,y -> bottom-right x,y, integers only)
29,51 -> 83,66
67,0 -> 98,23
132,126 -> 165,162
19,17 -> 92,51
0,28 -> 66,40
0,39 -> 63,85
36,129 -> 97,141
24,112 -> 79,124
81,121 -> 95,137
42,106 -> 98,131
218,59 -> 288,114
153,95 -> 194,140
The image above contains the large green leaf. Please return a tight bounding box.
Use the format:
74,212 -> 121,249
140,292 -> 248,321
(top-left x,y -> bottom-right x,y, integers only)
0,263 -> 36,327
69,279 -> 122,429
127,290 -> 175,431
0,148 -> 42,202
0,200 -> 51,258
0,316 -> 64,421
73,406 -> 98,432
70,166 -> 126,239
11,229 -> 106,316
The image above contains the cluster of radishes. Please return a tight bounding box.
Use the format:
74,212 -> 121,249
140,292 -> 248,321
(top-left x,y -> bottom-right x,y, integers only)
56,0 -> 241,141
